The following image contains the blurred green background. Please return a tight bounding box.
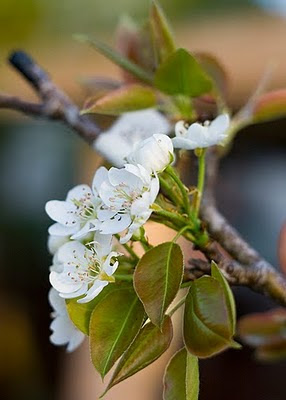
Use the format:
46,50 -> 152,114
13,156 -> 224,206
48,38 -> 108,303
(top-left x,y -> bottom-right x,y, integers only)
1,0 -> 286,399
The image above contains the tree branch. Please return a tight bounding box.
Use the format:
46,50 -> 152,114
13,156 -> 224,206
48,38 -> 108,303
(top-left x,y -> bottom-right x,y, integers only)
0,50 -> 101,143
196,148 -> 286,306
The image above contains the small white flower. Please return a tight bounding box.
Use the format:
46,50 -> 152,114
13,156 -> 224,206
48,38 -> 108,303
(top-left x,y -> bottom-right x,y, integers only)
45,167 -> 107,239
48,235 -> 70,255
49,233 -> 120,303
48,288 -> 85,352
127,134 -> 174,173
97,164 -> 159,243
172,113 -> 230,150
94,109 -> 171,167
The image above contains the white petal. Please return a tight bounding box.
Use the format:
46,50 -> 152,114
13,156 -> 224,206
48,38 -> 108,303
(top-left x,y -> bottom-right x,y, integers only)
50,270 -> 83,294
71,219 -> 100,240
172,137 -> 198,150
66,329 -> 85,352
93,232 -> 112,257
45,200 -> 79,227
77,280 -> 108,303
92,166 -> 109,194
99,181 -> 124,208
97,207 -> 117,221
99,213 -> 131,234
48,288 -> 66,315
108,167 -> 143,191
57,241 -> 87,264
209,113 -> 230,136
103,256 -> 119,276
66,184 -> 92,202
175,121 -> 188,137
48,234 -> 69,255
48,222 -> 77,237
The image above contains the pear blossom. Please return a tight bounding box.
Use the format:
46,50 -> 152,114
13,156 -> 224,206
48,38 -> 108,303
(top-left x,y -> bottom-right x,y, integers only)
45,167 -> 107,240
172,113 -> 230,150
127,134 -> 174,173
48,234 -> 70,255
48,288 -> 85,352
50,233 -> 120,303
94,109 -> 171,167
97,164 -> 159,243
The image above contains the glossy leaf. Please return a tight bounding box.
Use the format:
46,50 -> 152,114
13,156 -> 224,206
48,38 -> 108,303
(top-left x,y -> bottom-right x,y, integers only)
106,316 -> 173,392
154,48 -> 213,97
89,288 -> 145,378
253,89 -> 286,123
82,84 -> 156,115
238,308 -> 286,346
211,261 -> 236,334
150,1 -> 176,63
75,34 -> 153,84
184,276 -> 237,358
163,348 -> 199,400
66,284 -> 118,335
134,242 -> 184,327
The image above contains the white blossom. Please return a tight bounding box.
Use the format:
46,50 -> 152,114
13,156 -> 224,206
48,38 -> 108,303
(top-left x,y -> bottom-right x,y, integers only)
48,288 -> 85,352
45,167 -> 107,240
94,109 -> 171,167
127,134 -> 174,173
48,235 -> 70,255
172,114 -> 230,150
50,233 -> 120,303
97,164 -> 159,243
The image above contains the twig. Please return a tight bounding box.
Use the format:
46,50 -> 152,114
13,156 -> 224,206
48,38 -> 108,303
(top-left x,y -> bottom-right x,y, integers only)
0,50 -> 100,143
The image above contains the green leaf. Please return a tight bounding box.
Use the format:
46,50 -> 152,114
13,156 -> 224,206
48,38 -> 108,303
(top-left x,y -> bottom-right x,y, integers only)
252,89 -> 286,123
211,261 -> 236,334
75,34 -> 153,84
184,276 -> 236,358
195,52 -> 228,97
163,348 -> 199,400
134,242 -> 184,327
150,1 -> 176,64
89,287 -> 145,378
105,316 -> 173,393
81,84 -> 156,115
154,48 -> 213,97
66,284 -> 118,335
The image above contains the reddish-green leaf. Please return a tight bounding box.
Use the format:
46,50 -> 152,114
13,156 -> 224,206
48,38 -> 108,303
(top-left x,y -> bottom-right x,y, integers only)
195,52 -> 228,98
66,284 -> 118,335
184,276 -> 237,358
81,84 -> 156,115
89,288 -> 145,378
134,242 -> 184,327
105,316 -> 173,393
154,48 -> 213,97
211,261 -> 236,334
278,222 -> 286,276
163,348 -> 199,400
238,308 -> 286,346
150,1 -> 176,64
253,89 -> 286,123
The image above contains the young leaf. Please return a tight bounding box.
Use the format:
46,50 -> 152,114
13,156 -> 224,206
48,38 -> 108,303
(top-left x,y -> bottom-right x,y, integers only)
105,316 -> 173,392
211,261 -> 236,334
184,276 -> 236,358
66,284 -> 117,335
89,287 -> 145,378
154,48 -> 213,97
253,89 -> 286,123
75,34 -> 153,84
81,84 -> 156,115
134,242 -> 184,327
163,348 -> 199,400
150,1 -> 176,64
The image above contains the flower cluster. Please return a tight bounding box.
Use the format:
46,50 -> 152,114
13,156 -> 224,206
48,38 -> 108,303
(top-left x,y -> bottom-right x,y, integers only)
46,110 -> 230,351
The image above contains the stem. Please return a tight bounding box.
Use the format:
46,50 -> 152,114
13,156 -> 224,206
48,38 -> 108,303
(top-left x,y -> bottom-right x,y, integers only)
172,225 -> 191,243
181,281 -> 193,288
168,294 -> 188,317
159,176 -> 183,206
165,166 -> 191,217
194,149 -> 206,218
115,235 -> 139,262
153,209 -> 187,227
114,274 -> 134,282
